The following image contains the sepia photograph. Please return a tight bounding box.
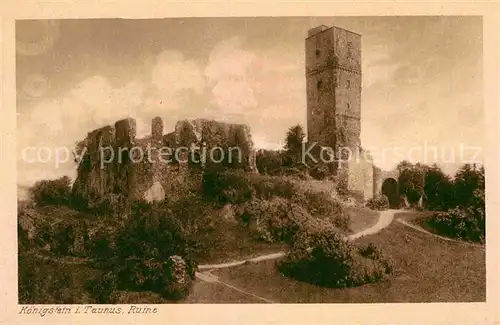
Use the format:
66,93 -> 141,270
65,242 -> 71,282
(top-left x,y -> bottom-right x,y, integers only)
15,16 -> 487,307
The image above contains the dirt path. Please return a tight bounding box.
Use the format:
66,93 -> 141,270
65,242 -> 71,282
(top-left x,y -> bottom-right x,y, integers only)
347,209 -> 397,240
194,209 -> 397,301
197,209 -> 397,271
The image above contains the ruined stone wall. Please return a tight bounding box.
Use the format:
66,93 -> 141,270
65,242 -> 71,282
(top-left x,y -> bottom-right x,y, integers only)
172,118 -> 257,172
346,154 -> 375,200
72,116 -> 256,205
72,118 -> 138,202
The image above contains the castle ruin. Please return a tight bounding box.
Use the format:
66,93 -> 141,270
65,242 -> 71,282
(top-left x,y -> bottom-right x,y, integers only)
72,25 -> 401,207
72,117 -> 257,203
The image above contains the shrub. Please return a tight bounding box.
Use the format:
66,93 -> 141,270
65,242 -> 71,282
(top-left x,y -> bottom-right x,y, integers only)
85,271 -> 118,304
161,255 -> 193,300
453,164 -> 485,208
50,223 -> 75,255
202,168 -> 297,205
202,168 -> 254,205
112,255 -> 195,301
18,253 -> 94,304
256,149 -> 285,176
30,176 -> 72,207
238,198 -> 316,243
113,202 -> 197,262
278,227 -> 392,288
425,166 -> 485,243
423,164 -> 455,211
86,225 -> 115,258
291,188 -> 350,231
97,199 -> 199,299
366,195 -> 390,211
426,204 -> 485,243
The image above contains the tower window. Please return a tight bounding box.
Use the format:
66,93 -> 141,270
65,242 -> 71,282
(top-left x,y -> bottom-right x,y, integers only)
317,79 -> 322,91
315,49 -> 321,57
346,80 -> 351,89
347,103 -> 350,110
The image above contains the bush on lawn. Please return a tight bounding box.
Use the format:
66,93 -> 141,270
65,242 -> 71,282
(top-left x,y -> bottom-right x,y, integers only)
426,188 -> 485,243
162,255 -> 194,300
291,188 -> 350,231
366,195 -> 390,211
278,227 -> 392,288
237,197 -> 316,243
425,165 -> 485,243
111,255 -> 194,301
202,168 -> 297,205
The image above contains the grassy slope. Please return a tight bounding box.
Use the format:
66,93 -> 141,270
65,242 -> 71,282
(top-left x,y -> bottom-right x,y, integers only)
346,206 -> 380,234
196,205 -> 378,264
18,253 -> 100,304
190,221 -> 485,303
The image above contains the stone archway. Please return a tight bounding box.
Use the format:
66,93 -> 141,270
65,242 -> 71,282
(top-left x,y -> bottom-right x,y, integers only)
381,178 -> 399,208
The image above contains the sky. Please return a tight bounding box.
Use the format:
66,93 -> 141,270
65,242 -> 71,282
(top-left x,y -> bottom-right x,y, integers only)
16,17 -> 484,187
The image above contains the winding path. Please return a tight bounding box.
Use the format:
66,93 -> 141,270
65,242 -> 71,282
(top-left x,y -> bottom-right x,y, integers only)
197,209 -> 397,271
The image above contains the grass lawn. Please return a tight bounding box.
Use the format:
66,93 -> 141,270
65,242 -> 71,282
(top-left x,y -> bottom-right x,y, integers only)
195,220 -> 287,264
193,221 -> 485,303
196,205 -> 380,264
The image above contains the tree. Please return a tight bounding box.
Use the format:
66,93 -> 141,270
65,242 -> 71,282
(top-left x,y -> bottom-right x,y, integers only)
72,140 -> 87,165
396,161 -> 425,205
284,124 -> 306,167
255,149 -> 285,176
423,164 -> 454,211
453,163 -> 485,207
29,176 -> 73,206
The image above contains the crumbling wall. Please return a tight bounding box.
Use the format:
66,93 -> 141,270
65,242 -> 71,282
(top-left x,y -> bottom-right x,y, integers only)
72,116 -> 257,206
72,118 -> 139,202
172,118 -> 257,172
346,154 -> 374,200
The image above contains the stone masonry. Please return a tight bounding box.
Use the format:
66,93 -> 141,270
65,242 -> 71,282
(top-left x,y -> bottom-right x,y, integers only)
306,25 -> 397,200
72,117 -> 257,203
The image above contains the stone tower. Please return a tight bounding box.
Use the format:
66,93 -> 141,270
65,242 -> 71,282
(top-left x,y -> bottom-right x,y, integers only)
305,25 -> 362,155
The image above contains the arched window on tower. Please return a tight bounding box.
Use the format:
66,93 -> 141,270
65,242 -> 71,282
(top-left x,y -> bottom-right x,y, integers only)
317,79 -> 322,91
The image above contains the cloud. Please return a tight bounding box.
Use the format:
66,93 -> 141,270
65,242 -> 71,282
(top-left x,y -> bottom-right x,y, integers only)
362,44 -> 400,89
205,37 -> 255,82
205,37 -> 257,114
18,75 -> 147,185
152,50 -> 205,95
